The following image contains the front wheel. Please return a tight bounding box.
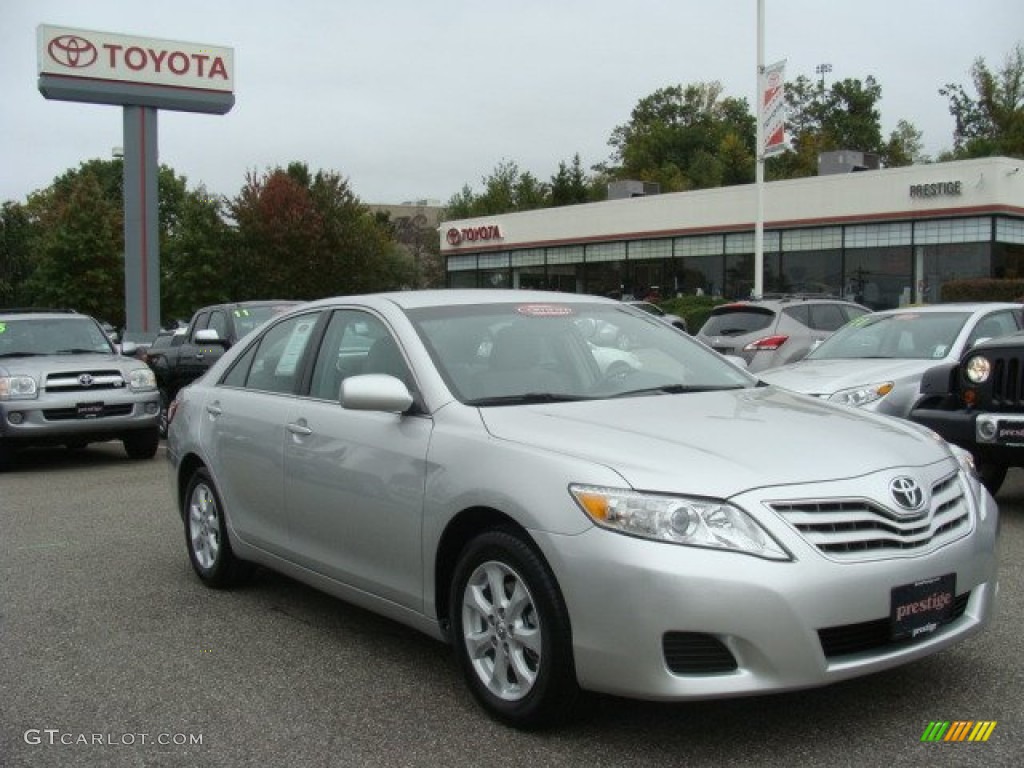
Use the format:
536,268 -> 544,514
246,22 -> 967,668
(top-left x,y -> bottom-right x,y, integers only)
123,428 -> 159,460
976,460 -> 1007,495
183,468 -> 252,588
449,529 -> 579,729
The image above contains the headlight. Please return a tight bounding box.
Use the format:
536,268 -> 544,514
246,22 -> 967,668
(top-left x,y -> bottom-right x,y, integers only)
569,484 -> 790,560
965,355 -> 991,384
829,381 -> 894,407
0,375 -> 38,400
127,367 -> 157,391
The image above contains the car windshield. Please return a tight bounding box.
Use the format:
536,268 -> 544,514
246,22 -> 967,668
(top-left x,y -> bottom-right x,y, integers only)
806,311 -> 970,361
407,301 -> 754,404
233,305 -> 295,338
0,317 -> 113,356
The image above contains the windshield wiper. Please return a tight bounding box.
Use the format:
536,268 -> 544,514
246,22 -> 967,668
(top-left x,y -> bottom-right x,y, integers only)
0,352 -> 44,358
466,393 -> 593,406
609,384 -> 745,399
55,348 -> 103,354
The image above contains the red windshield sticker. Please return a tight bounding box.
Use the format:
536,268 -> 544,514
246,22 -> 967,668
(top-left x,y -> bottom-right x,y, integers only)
516,304 -> 574,317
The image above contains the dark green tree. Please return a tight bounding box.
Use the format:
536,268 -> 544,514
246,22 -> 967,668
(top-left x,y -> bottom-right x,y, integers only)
23,172 -> 124,324
940,43 -> 1024,159
606,82 -> 756,191
549,154 -> 590,206
1,201 -> 32,306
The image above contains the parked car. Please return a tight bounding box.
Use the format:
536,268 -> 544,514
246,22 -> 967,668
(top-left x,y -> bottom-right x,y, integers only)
759,303 -> 1023,419
146,300 -> 301,435
697,295 -> 870,372
910,330 -> 1024,494
625,300 -> 688,333
167,290 -> 997,729
0,308 -> 160,467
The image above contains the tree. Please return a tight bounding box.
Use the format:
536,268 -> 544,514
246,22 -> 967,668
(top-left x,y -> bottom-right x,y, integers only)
940,43 -> 1024,159
606,82 -> 756,192
1,201 -> 32,306
23,172 -> 124,324
549,154 -> 590,206
227,163 -> 414,300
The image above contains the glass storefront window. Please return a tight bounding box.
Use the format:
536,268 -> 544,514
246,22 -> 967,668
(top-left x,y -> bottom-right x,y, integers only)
844,246 -> 911,309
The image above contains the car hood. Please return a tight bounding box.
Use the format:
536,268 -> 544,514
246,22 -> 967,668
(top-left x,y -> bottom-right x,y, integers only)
0,352 -> 137,375
757,358 -> 945,395
476,386 -> 946,498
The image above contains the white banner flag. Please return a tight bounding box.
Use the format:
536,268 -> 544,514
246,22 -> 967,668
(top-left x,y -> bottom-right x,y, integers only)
761,60 -> 786,157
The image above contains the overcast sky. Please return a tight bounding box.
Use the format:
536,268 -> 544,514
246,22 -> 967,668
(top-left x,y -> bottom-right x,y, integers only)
2,0 -> 1020,207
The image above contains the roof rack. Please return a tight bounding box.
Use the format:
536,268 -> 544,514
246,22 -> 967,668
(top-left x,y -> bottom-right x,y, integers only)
0,307 -> 80,314
749,293 -> 840,301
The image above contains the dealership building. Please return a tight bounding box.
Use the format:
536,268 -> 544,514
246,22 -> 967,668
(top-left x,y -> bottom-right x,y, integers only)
439,155 -> 1024,310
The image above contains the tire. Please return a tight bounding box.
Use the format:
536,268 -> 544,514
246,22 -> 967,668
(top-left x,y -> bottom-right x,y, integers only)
158,389 -> 170,439
976,460 -> 1007,495
449,529 -> 579,729
123,428 -> 159,460
183,468 -> 252,588
0,439 -> 12,471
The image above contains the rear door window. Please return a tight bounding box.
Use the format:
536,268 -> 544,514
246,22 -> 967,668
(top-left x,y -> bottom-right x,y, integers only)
702,306 -> 775,336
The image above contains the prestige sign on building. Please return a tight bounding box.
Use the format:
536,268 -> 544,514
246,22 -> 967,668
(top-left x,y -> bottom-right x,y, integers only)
38,25 -> 234,113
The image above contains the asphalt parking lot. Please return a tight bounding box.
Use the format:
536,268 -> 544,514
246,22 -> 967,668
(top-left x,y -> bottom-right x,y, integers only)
2,442 -> 1022,768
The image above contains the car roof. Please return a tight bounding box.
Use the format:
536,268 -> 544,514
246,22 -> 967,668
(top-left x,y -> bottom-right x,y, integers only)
299,289 -> 621,312
869,302 -> 1022,316
0,309 -> 91,320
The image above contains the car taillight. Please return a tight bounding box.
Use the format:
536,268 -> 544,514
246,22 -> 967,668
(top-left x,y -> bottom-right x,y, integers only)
744,335 -> 788,352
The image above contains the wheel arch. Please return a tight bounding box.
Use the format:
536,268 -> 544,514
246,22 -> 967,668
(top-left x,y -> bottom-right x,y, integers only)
433,506 -> 551,640
176,452 -> 208,520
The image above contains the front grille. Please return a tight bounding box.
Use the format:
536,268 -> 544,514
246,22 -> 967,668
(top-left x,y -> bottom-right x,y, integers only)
45,369 -> 127,394
43,404 -> 134,421
770,473 -> 971,561
818,592 -> 970,658
663,632 -> 738,674
985,353 -> 1024,408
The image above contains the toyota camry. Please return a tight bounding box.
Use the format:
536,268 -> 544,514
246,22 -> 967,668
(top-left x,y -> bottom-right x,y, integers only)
166,290 -> 998,729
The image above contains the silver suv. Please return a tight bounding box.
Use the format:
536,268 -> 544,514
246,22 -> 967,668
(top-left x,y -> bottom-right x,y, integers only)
697,295 -> 870,372
0,309 -> 161,468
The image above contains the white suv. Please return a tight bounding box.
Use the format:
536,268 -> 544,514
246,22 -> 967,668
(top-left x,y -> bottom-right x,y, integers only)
0,309 -> 161,468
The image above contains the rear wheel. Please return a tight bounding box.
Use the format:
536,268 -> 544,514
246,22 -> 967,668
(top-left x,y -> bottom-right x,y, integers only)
123,428 -> 159,460
449,529 -> 579,729
184,468 -> 252,588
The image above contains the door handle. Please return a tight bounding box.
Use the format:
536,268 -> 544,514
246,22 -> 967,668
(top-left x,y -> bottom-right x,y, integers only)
206,404 -> 222,417
287,422 -> 313,436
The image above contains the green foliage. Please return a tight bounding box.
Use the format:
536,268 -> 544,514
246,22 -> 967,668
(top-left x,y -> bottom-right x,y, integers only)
941,43 -> 1024,159
658,294 -> 728,334
1,201 -> 32,306
940,278 -> 1024,302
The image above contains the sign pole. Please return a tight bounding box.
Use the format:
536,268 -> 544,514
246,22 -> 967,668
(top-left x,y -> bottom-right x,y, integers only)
754,0 -> 765,299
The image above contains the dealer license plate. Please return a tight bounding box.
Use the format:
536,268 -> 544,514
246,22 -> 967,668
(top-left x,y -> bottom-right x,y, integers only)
995,419 -> 1024,446
76,401 -> 105,419
890,573 -> 956,640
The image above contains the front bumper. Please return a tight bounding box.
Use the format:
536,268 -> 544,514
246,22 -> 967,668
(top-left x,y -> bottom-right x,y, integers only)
0,389 -> 160,445
533,475 -> 998,701
912,406 -> 1024,466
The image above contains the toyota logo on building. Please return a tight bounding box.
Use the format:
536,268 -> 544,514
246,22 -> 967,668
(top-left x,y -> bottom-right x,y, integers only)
48,35 -> 99,69
889,476 -> 926,512
446,228 -> 463,246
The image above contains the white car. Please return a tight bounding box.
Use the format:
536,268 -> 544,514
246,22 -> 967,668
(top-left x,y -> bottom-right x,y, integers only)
167,290 -> 998,729
759,303 -> 1023,418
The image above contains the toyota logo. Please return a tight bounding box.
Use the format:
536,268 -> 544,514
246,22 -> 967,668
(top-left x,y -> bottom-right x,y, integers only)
48,35 -> 98,69
446,228 -> 462,246
889,476 -> 925,512
78,373 -> 95,387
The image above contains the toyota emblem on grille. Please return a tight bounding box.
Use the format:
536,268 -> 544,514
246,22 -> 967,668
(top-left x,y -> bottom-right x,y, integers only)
78,373 -> 94,387
889,476 -> 925,511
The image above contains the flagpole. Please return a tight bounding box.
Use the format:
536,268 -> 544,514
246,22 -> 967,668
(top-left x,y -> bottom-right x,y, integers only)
754,0 -> 765,299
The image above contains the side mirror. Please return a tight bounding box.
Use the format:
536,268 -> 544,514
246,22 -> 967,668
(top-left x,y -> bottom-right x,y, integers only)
119,341 -> 138,356
340,373 -> 414,413
195,328 -> 227,346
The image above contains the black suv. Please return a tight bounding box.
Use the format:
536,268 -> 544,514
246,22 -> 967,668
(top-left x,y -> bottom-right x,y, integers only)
910,330 -> 1024,494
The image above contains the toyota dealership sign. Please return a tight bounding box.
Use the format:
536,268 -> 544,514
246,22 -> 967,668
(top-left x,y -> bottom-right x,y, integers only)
38,24 -> 234,114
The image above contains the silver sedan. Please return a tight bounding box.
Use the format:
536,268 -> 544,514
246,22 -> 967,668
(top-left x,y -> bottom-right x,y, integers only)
166,290 -> 998,729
